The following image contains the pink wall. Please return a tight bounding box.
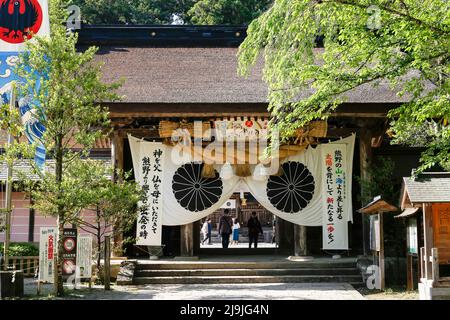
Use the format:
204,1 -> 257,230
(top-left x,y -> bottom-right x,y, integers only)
0,192 -> 112,244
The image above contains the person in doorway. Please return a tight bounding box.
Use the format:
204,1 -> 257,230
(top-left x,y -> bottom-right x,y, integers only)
201,218 -> 212,245
247,211 -> 263,248
272,216 -> 277,244
218,209 -> 233,248
231,218 -> 240,246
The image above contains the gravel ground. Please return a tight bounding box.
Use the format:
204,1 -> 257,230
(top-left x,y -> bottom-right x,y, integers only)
22,279 -> 365,300
357,287 -> 419,300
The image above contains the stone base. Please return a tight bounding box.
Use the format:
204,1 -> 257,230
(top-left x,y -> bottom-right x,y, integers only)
174,256 -> 200,261
288,256 -> 314,262
419,281 -> 450,300
116,261 -> 137,286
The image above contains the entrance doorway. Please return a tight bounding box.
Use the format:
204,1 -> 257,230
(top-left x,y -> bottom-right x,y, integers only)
199,192 -> 277,250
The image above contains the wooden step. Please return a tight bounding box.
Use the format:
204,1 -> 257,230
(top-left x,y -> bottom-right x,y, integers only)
136,261 -> 357,271
133,274 -> 364,285
135,268 -> 360,277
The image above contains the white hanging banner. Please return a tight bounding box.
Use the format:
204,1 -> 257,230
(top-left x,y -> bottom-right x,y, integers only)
76,236 -> 93,278
129,136 -> 164,246
128,134 -> 355,240
129,135 -> 240,227
39,227 -> 56,283
245,135 -> 355,229
321,143 -> 350,250
244,145 -> 324,226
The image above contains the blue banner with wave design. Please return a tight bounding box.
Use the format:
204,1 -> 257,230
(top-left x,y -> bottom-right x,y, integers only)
0,51 -> 46,170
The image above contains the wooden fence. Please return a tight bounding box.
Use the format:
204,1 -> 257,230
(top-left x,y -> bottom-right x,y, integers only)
1,256 -> 39,277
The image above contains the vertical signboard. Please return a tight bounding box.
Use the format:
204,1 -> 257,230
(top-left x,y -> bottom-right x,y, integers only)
132,141 -> 165,246
322,144 -> 349,250
76,236 -> 93,278
39,227 -> 56,283
62,228 -> 77,276
406,218 -> 418,254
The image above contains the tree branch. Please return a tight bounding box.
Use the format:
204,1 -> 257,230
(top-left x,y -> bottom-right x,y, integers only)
328,0 -> 449,35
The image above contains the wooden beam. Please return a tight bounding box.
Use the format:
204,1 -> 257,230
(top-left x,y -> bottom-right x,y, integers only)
106,102 -> 401,119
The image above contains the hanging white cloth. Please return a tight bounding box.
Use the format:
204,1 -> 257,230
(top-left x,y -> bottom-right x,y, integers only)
129,135 -> 240,226
244,135 -> 355,227
129,134 -> 355,231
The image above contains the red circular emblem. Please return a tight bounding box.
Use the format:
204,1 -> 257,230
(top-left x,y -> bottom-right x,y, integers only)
0,0 -> 43,44
245,120 -> 253,128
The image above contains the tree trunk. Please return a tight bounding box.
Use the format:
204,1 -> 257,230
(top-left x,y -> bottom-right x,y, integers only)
54,134 -> 64,297
96,206 -> 102,280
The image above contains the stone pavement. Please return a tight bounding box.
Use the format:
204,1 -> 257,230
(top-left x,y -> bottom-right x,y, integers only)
23,279 -> 365,300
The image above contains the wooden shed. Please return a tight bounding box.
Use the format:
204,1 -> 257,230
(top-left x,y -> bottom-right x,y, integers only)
400,172 -> 450,299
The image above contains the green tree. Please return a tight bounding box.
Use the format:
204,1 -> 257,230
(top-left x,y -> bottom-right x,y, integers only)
72,0 -> 196,24
60,159 -> 140,285
14,0 -> 121,296
188,0 -> 272,25
238,0 -> 450,172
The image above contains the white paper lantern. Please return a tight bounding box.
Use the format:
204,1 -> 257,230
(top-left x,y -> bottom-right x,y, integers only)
220,162 -> 234,180
252,163 -> 268,181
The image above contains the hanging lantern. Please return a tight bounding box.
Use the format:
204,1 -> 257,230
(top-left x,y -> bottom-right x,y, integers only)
220,162 -> 234,180
252,163 -> 268,181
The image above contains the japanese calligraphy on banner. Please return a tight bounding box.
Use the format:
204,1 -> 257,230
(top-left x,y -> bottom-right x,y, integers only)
322,144 -> 349,250
133,140 -> 165,246
39,227 -> 56,283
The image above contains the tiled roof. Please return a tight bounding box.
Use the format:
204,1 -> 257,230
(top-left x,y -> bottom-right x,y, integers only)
403,173 -> 450,203
0,159 -> 112,181
94,46 -> 434,104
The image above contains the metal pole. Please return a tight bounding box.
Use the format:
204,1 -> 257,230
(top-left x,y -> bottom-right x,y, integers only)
3,84 -> 15,271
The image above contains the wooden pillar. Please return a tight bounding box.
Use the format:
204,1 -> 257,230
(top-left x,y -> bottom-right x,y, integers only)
193,221 -> 201,255
359,125 -> 373,256
378,212 -> 385,290
111,131 -> 125,257
278,218 -> 294,252
294,225 -> 307,256
406,254 -> 413,291
422,203 -> 434,280
180,223 -> 194,257
431,248 -> 440,286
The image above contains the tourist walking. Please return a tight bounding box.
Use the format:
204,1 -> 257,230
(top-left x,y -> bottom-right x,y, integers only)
231,218 -> 240,245
218,209 -> 233,248
201,218 -> 212,245
247,211 -> 263,248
